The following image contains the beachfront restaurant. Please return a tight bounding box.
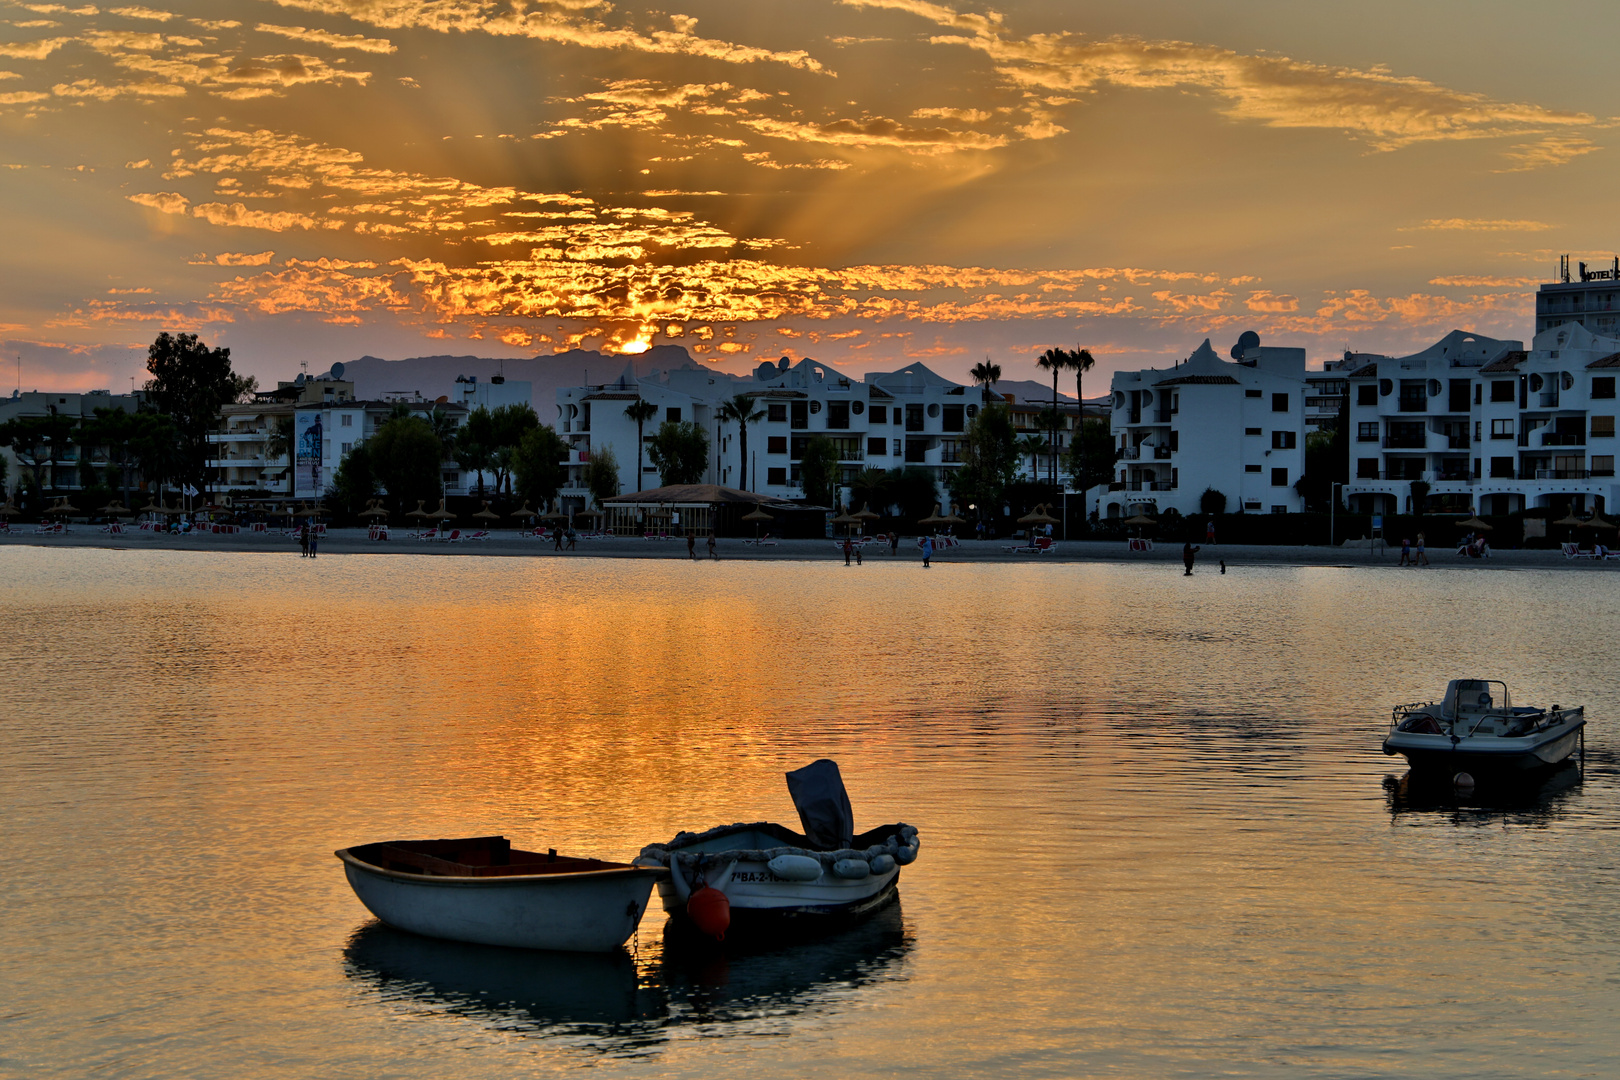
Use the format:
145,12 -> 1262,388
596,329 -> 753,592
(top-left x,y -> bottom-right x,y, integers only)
602,484 -> 824,538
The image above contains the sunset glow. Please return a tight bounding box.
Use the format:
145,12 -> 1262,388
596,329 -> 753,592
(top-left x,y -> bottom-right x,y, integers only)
3,1 -> 1617,390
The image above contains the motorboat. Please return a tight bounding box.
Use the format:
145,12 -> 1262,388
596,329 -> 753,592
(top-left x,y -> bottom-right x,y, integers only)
1383,679 -> 1586,774
336,835 -> 663,952
634,760 -> 919,934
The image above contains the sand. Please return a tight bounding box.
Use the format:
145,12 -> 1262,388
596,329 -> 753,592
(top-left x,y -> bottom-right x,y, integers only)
1,524 -> 1608,570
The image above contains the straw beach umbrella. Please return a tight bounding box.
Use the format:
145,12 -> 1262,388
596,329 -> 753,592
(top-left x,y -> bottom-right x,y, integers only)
428,499 -> 456,525
471,500 -> 501,524
830,505 -> 857,536
1578,513 -> 1617,531
741,503 -> 774,541
404,499 -> 431,522
358,499 -> 389,520
1456,515 -> 1493,532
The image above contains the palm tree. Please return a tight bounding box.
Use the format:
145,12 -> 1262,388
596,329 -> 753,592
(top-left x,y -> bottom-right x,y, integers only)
716,392 -> 766,491
970,359 -> 1002,403
1035,347 -> 1066,486
1066,347 -> 1095,491
1016,435 -> 1048,481
623,397 -> 658,492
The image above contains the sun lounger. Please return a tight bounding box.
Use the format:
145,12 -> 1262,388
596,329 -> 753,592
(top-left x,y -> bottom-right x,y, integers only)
1562,542 -> 1599,560
1128,538 -> 1153,552
445,529 -> 463,542
468,529 -> 490,540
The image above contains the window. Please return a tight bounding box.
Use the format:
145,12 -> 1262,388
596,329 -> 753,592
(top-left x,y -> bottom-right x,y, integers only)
1592,415 -> 1615,437
1473,458 -> 1481,478
851,401 -> 865,415
1475,421 -> 1482,442
1356,458 -> 1378,479
869,405 -> 886,424
340,442 -> 352,455
1357,422 -> 1379,441
868,437 -> 887,457
1490,456 -> 1514,478
1491,419 -> 1514,438
1271,505 -> 1287,515
1490,380 -> 1515,402
905,404 -> 925,431
1271,431 -> 1296,450
1241,427 -> 1259,437
926,403 -> 940,418
791,401 -> 807,429
809,400 -> 822,415
1272,393 -> 1289,413
894,439 -> 903,456
1594,377 -> 1616,399
1271,467 -> 1288,486
1245,389 -> 1262,399
340,414 -> 353,427
1474,383 -> 1482,405
442,471 -> 458,484
665,407 -> 681,423
1593,455 -> 1615,477
767,435 -> 787,454
1358,385 -> 1377,406
767,467 -> 787,485
768,402 -> 787,423
1245,464 -> 1262,473
827,401 -> 850,429
942,404 -> 965,432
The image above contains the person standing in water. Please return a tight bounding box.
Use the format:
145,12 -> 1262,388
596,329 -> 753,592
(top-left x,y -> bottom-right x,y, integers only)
1183,540 -> 1200,575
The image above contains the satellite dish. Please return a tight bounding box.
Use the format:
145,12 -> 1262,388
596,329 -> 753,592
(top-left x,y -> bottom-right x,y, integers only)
435,395 -> 449,404
330,362 -> 345,379
1231,330 -> 1260,360
294,372 -> 306,385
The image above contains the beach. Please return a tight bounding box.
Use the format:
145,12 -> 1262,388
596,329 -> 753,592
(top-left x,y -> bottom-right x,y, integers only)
2,524 -> 1606,569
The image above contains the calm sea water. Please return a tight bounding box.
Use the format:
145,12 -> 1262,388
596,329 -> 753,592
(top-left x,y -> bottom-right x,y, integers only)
2,547 -> 1618,1079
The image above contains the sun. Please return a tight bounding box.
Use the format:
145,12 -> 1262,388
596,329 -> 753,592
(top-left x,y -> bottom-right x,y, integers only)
619,336 -> 651,354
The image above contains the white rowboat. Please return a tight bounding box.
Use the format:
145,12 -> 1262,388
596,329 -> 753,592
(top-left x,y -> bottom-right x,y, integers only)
336,835 -> 662,952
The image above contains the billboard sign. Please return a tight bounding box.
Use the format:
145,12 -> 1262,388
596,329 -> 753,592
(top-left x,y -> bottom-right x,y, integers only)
294,410 -> 323,498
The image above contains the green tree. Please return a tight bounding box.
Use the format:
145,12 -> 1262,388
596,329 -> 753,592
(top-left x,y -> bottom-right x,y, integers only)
367,415 -> 444,510
1064,417 -> 1113,495
511,424 -> 569,507
798,433 -> 841,507
1016,434 -> 1047,480
0,411 -> 78,494
1409,478 -> 1430,516
1066,347 -> 1095,422
329,441 -> 379,516
883,465 -> 940,522
142,331 -> 256,492
489,403 -> 539,496
128,412 -> 185,498
716,393 -> 765,491
647,420 -> 709,487
584,443 -> 621,506
623,397 -> 658,492
848,466 -> 890,515
1199,487 -> 1228,515
454,406 -> 496,498
948,401 -> 1018,519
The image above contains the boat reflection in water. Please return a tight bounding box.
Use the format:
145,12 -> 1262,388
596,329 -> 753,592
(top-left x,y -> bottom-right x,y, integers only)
1384,761 -> 1586,822
341,900 -> 911,1056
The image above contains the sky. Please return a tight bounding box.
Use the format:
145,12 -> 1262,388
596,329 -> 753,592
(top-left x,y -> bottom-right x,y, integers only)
3,0 -> 1619,395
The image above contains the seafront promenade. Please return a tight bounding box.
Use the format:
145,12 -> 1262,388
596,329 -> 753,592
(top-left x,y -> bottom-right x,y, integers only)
0,527 -> 1607,569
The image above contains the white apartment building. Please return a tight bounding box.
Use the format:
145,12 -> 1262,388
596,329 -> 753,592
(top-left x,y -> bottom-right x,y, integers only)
1102,337 -> 1308,517
0,388 -> 148,493
1344,325 -> 1620,516
1536,255 -> 1620,336
556,358 -> 981,509
454,373 -> 533,413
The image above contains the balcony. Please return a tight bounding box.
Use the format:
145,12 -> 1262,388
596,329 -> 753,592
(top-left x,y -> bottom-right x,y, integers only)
1529,469 -> 1592,480
1125,481 -> 1175,491
1382,435 -> 1426,449
1540,432 -> 1585,447
1397,395 -> 1427,413
1118,446 -> 1141,460
1153,446 -> 1173,460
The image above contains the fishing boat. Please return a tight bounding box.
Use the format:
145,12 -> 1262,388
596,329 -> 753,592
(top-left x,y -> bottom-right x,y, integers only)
634,760 -> 919,935
335,835 -> 663,952
1383,679 -> 1586,774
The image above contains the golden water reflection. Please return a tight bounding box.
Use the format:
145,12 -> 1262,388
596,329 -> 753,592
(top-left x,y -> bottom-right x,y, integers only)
3,547 -> 1620,1078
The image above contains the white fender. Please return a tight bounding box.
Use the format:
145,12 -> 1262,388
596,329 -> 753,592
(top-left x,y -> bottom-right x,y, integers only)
894,845 -> 916,865
768,854 -> 823,881
833,858 -> 871,879
708,858 -> 738,892
869,854 -> 896,874
668,852 -> 692,902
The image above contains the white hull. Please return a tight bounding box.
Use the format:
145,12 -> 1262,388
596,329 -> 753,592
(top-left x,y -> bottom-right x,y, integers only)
338,853 -> 658,952
1384,714 -> 1585,774
656,861 -> 900,920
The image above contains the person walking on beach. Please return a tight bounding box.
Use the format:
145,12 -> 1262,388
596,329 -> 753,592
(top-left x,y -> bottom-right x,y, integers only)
1183,540 -> 1199,575
707,533 -> 717,559
1398,537 -> 1411,566
309,525 -> 318,558
298,523 -> 309,558
688,532 -> 697,559
1205,519 -> 1216,545
1415,532 -> 1429,567
921,535 -> 933,568
890,532 -> 900,556
553,526 -> 564,552
843,537 -> 852,565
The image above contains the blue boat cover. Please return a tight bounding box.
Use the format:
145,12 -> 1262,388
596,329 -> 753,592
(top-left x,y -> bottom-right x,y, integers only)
785,759 -> 854,849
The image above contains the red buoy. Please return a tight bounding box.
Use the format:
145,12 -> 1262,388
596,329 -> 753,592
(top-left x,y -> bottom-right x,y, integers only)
687,886 -> 730,941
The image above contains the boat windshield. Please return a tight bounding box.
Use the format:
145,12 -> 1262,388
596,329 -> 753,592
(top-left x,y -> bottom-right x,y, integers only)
1439,679 -> 1510,720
